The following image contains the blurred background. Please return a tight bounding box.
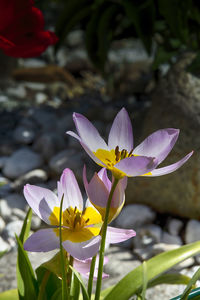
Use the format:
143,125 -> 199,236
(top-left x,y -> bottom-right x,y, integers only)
1,1 -> 200,297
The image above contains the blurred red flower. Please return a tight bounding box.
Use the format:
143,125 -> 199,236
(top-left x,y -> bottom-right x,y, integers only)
0,0 -> 58,58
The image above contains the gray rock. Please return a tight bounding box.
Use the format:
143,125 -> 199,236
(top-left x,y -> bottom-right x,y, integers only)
173,257 -> 195,271
3,220 -> 23,239
133,246 -> 154,260
152,243 -> 180,255
0,157 -> 8,169
125,54 -> 200,219
0,216 -> 5,233
185,219 -> 200,244
3,148 -> 43,179
33,133 -> 66,160
31,109 -> 57,130
49,149 -> 83,176
0,200 -> 12,220
12,208 -> 26,220
31,214 -> 41,230
162,232 -> 182,245
6,85 -> 26,99
0,237 -> 10,252
67,30 -> 84,48
35,92 -> 48,104
167,218 -> 184,236
115,204 -> 156,229
23,82 -> 46,91
2,193 -> 26,211
13,126 -> 35,144
12,169 -> 48,190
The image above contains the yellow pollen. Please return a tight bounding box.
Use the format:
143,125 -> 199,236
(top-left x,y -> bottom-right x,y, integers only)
49,206 -> 102,243
93,146 -> 134,178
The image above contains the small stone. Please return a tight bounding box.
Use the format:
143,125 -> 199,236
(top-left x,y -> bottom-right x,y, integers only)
173,257 -> 195,270
20,58 -> 46,68
0,216 -> 5,233
31,109 -> 57,130
23,82 -> 46,91
7,85 -> 26,99
33,133 -> 66,160
185,220 -> 200,244
3,193 -> 26,210
0,237 -> 10,252
35,92 -> 48,104
0,200 -> 12,220
0,157 -> 8,169
49,149 -> 83,175
12,169 -> 48,190
143,224 -> 162,243
167,218 -> 183,236
31,214 -> 41,230
162,232 -> 182,245
133,246 -> 154,260
152,243 -> 179,255
3,148 -> 43,179
67,30 -> 84,48
3,220 -> 23,239
12,208 -> 26,220
115,204 -> 156,229
13,126 -> 35,144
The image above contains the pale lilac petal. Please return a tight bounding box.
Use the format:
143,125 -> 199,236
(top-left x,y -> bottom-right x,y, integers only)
106,226 -> 136,244
115,156 -> 158,177
147,151 -> 193,177
71,113 -> 108,152
67,131 -> 105,166
74,256 -> 109,279
133,128 -> 179,164
111,179 -> 126,208
58,168 -> 83,210
85,172 -> 109,208
97,168 -> 111,191
24,229 -> 59,252
62,235 -> 101,260
24,184 -> 59,224
108,108 -> 133,152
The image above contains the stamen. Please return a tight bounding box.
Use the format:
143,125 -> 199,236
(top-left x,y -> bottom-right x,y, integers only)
106,158 -> 111,162
85,218 -> 90,223
67,208 -> 70,215
74,206 -> 77,213
115,146 -> 120,161
128,149 -> 133,156
121,149 -> 127,159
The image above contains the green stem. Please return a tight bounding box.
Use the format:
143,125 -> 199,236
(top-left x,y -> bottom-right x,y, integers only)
88,255 -> 97,299
68,255 -> 74,289
37,270 -> 50,300
59,194 -> 69,300
95,178 -> 119,300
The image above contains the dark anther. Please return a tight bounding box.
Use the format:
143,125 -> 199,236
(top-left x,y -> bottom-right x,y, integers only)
67,208 -> 70,215
115,146 -> 120,161
128,149 -> 133,156
121,149 -> 127,159
74,206 -> 77,213
85,218 -> 90,223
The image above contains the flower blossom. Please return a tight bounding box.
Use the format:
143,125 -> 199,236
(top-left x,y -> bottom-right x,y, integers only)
0,0 -> 58,58
83,166 -> 127,224
67,108 -> 193,179
24,168 -> 135,260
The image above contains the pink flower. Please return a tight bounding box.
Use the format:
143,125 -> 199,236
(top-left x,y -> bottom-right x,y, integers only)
67,108 -> 193,179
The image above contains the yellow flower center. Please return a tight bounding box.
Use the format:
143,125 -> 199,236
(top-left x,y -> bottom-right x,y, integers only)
49,206 -> 102,243
93,146 -> 134,178
94,146 -> 152,177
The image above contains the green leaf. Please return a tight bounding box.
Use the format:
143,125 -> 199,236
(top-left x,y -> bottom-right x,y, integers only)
148,273 -> 192,288
36,266 -> 61,300
16,236 -> 38,300
104,241 -> 200,300
19,208 -> 32,244
69,266 -> 89,300
141,261 -> 147,300
153,46 -> 176,70
0,289 -> 19,300
70,272 -> 80,300
51,288 -> 62,300
122,0 -> 155,53
180,267 -> 200,299
55,0 -> 92,52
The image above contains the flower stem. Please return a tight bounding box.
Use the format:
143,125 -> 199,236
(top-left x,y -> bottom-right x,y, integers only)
88,255 -> 97,299
95,178 -> 119,300
59,194 -> 69,300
